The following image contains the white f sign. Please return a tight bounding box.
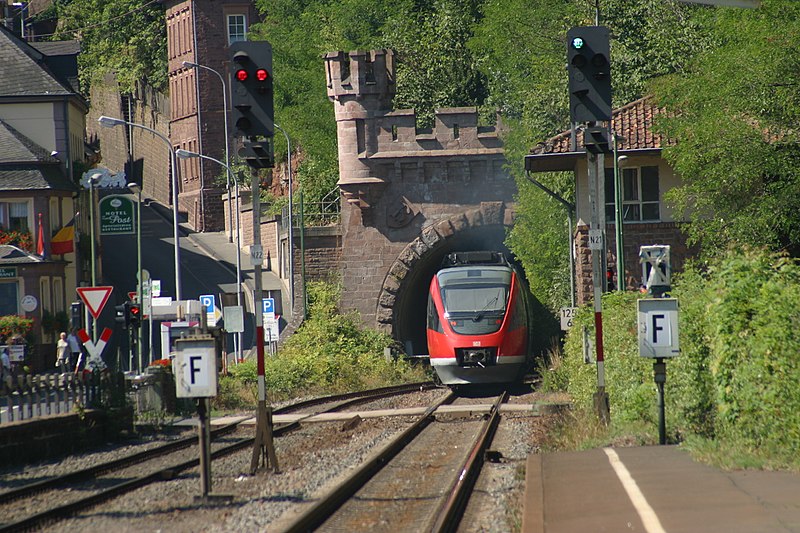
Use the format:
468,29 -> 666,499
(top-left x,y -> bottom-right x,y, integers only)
638,298 -> 680,358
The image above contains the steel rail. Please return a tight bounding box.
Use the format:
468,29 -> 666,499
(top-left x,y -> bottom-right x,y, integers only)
429,391 -> 508,532
0,382 -> 437,531
280,390 -> 458,533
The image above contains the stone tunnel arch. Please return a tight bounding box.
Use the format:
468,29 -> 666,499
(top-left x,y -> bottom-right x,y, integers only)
376,202 -> 517,355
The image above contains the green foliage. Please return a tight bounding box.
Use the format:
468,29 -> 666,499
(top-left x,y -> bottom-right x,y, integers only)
556,291 -> 655,425
652,0 -> 800,254
53,0 -> 167,94
221,280 -> 427,403
551,249 -> 800,467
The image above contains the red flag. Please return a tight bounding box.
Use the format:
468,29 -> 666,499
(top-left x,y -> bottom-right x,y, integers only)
36,213 -> 44,257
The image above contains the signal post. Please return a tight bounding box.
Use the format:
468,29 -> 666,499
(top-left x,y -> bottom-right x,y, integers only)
567,26 -> 612,423
228,40 -> 279,474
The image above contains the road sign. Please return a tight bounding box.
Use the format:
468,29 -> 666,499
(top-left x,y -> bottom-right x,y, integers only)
77,327 -> 112,360
151,279 -> 161,297
223,306 -> 244,333
262,297 -> 275,318
264,316 -> 279,342
128,291 -> 137,301
76,286 -> 114,319
199,294 -> 214,312
638,298 -> 680,358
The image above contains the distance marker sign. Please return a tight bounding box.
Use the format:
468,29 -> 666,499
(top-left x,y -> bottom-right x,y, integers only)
637,298 -> 680,358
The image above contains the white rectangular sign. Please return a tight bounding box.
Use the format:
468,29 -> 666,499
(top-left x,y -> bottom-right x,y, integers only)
174,338 -> 218,397
638,298 -> 680,358
560,307 -> 577,331
223,306 -> 244,333
263,316 -> 279,342
588,229 -> 603,250
250,244 -> 263,266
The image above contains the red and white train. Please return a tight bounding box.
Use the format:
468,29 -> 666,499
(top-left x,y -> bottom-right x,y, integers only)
426,251 -> 532,385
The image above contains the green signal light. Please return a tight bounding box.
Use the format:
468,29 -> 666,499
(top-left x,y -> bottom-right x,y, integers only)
571,37 -> 585,50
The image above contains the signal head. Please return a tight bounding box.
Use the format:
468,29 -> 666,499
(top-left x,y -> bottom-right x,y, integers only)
235,69 -> 249,82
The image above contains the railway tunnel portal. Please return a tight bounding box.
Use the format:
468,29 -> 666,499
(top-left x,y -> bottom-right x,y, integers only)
325,49 -> 524,355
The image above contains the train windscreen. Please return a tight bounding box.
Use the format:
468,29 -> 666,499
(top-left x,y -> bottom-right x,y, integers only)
437,267 -> 511,335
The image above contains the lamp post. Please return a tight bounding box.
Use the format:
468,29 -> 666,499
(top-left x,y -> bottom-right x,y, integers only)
182,60 -> 233,243
176,149 -> 243,363
127,182 -> 143,371
98,116 -> 182,301
274,123 -> 294,312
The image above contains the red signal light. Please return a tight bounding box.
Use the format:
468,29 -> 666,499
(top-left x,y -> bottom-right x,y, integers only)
256,68 -> 269,82
235,69 -> 248,82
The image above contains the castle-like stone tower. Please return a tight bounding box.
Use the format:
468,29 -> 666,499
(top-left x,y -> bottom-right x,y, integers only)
324,50 -> 518,353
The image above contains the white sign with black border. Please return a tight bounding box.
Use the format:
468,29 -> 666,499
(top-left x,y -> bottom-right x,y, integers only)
174,338 -> 218,397
637,298 -> 680,358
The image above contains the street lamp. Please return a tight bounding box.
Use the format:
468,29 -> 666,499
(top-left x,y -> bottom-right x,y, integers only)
176,148 -> 243,363
98,115 -> 183,301
127,181 -> 143,371
274,123 -> 294,312
182,60 -> 233,243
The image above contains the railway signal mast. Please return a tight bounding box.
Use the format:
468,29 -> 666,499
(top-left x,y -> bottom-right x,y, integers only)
229,40 -> 279,474
567,25 -> 612,423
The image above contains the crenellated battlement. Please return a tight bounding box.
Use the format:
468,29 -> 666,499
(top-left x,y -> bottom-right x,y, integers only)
324,49 -> 395,110
326,49 -> 507,215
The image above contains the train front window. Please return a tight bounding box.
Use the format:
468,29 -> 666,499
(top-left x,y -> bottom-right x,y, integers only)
437,267 -> 511,335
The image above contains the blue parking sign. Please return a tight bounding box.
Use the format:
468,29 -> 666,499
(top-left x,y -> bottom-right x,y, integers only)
200,294 -> 214,312
262,298 -> 275,315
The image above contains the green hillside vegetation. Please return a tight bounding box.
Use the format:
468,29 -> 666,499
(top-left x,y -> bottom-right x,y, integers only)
215,281 -> 429,407
546,248 -> 800,469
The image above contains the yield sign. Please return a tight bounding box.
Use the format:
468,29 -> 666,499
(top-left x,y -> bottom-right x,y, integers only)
76,286 -> 114,319
128,291 -> 137,301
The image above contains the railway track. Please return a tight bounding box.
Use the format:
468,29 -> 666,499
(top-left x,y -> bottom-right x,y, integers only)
0,381 -> 436,533
280,389 -> 510,532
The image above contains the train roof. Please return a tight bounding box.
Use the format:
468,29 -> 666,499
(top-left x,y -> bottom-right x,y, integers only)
440,251 -> 509,268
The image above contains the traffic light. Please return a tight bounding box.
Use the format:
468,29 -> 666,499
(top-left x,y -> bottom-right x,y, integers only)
115,302 -> 131,328
567,26 -> 611,123
229,41 -> 274,139
129,303 -> 142,328
70,301 -> 84,330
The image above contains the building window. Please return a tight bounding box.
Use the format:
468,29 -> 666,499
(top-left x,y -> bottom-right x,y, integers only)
227,14 -> 247,45
605,166 -> 660,222
0,281 -> 18,315
53,277 -> 64,313
40,277 -> 51,313
0,201 -> 30,232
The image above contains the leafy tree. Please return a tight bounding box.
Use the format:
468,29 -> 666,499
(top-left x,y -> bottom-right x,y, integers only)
652,0 -> 800,255
469,0 -> 713,309
251,0 -> 488,199
52,0 -> 167,94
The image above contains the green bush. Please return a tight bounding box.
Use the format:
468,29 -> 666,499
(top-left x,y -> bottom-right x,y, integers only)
552,248 -> 800,466
216,281 -> 428,406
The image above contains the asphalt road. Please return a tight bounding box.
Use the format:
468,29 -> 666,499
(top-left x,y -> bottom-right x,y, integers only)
93,195 -> 251,370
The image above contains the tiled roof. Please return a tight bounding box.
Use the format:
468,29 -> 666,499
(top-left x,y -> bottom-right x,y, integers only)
0,25 -> 74,97
0,120 -> 76,192
0,120 -> 59,163
30,41 -> 81,57
531,96 -> 673,155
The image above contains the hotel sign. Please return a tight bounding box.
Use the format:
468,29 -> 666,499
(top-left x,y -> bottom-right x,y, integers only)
99,195 -> 134,235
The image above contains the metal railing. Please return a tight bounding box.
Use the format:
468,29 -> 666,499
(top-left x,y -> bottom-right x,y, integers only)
281,186 -> 341,230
